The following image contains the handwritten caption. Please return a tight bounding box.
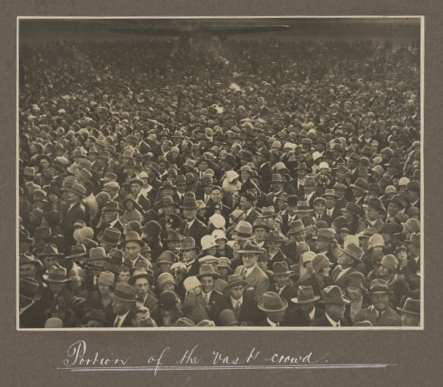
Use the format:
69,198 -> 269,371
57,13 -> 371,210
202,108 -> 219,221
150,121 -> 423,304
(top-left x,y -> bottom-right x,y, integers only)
62,340 -> 328,375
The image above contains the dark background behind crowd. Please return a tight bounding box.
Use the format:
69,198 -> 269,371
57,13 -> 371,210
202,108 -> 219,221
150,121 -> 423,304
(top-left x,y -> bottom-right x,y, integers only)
18,19 -> 421,329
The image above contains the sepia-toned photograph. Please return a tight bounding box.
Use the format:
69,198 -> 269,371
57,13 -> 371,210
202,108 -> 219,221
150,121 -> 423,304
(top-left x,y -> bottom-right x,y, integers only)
17,17 -> 422,330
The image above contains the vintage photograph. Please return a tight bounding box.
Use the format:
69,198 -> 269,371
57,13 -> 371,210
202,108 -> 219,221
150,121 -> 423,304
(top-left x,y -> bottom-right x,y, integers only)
17,17 -> 422,330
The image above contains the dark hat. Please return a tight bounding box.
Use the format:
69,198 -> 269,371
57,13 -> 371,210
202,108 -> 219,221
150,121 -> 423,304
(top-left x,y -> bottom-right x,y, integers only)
88,247 -> 110,262
141,220 -> 162,237
219,309 -> 239,326
20,277 -> 41,301
295,200 -> 313,214
272,261 -> 293,276
124,231 -> 145,246
38,244 -> 63,258
387,195 -> 405,209
287,195 -> 298,207
342,202 -> 364,217
102,201 -> 123,213
345,272 -> 368,292
43,266 -> 69,283
180,197 -> 197,210
291,285 -> 320,304
258,291 -> 288,312
369,279 -> 393,295
159,290 -> 178,311
166,214 -> 181,229
397,298 -> 420,316
113,283 -> 137,303
19,252 -> 43,271
266,230 -> 285,244
237,240 -> 262,255
406,232 -> 420,247
363,198 -> 385,213
97,228 -> 122,245
165,230 -> 182,242
339,243 -> 363,262
66,183 -> 87,197
157,251 -> 175,265
377,254 -> 398,273
128,268 -> 155,286
406,181 -> 420,192
82,309 -> 109,326
253,218 -> 272,231
197,264 -> 220,279
287,219 -> 306,235
65,244 -> 88,260
32,226 -> 55,241
323,285 -> 350,305
312,228 -> 336,243
350,178 -> 368,192
224,274 -> 248,291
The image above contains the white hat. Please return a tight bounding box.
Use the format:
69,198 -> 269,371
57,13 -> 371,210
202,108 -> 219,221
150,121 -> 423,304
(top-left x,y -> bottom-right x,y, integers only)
212,229 -> 227,241
344,235 -> 360,248
198,255 -> 220,265
183,276 -> 201,292
44,317 -> 63,328
201,235 -> 217,251
312,151 -> 323,162
301,251 -> 316,265
226,170 -> 240,183
209,213 -> 226,229
318,162 -> 330,171
399,177 -> 411,186
170,262 -> 186,272
283,142 -> 295,150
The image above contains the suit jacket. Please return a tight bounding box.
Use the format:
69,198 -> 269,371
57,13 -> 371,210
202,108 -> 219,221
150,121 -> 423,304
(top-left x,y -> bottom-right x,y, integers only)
330,266 -> 358,291
354,305 -> 402,326
297,274 -> 336,301
244,208 -> 261,225
324,206 -> 342,222
285,306 -> 324,327
270,283 -> 297,304
20,301 -> 47,328
234,265 -> 270,303
112,311 -> 137,327
312,313 -> 350,327
225,295 -> 264,326
313,212 -> 333,227
61,202 -> 87,246
180,218 -> 210,249
184,259 -> 200,278
281,213 -> 298,234
205,290 -> 229,326
267,249 -> 290,270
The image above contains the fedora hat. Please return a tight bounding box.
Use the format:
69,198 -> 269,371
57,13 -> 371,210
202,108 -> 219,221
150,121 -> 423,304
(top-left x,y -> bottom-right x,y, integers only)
345,272 -> 368,292
323,285 -> 350,305
128,268 -> 155,286
157,273 -> 176,288
198,255 -> 219,265
272,261 -> 293,276
368,278 -> 393,295
287,219 -> 305,235
312,228 -> 336,243
397,298 -> 420,316
322,189 -> 337,198
32,226 -> 55,241
124,231 -> 145,246
157,251 -> 175,265
65,244 -> 88,260
237,240 -> 262,255
38,244 -> 63,258
339,243 -> 363,262
113,283 -> 137,303
177,236 -> 196,251
350,178 -> 368,192
363,198 -> 385,213
66,183 -> 87,197
260,206 -> 277,218
165,230 -> 182,242
258,291 -> 288,312
197,264 -> 220,279
387,195 -> 405,209
295,200 -> 313,214
342,202 -> 364,218
97,228 -> 122,245
271,173 -> 284,183
175,317 -> 196,327
43,266 -> 69,283
88,247 -> 110,262
233,221 -> 253,240
266,230 -> 285,244
102,201 -> 123,213
224,274 -> 248,291
20,277 -> 41,301
253,218 -> 272,231
181,197 -> 197,210
82,309 -> 109,326
291,285 -> 320,304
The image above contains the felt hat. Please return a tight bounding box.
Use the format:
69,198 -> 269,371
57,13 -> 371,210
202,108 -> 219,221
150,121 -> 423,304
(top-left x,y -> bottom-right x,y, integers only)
342,202 -> 364,218
377,254 -> 398,273
157,272 -> 176,288
128,268 -> 155,286
196,319 -> 216,327
266,230 -> 285,244
197,264 -> 220,279
233,221 -> 253,240
295,200 -> 313,214
291,285 -> 320,304
368,279 -> 393,295
406,232 -> 420,247
65,183 -> 87,197
323,285 -> 350,305
157,251 -> 175,265
97,227 -> 122,246
237,240 -> 262,254
287,219 -> 306,235
258,291 -> 288,312
345,272 -> 368,292
219,309 -> 239,326
175,317 -> 196,327
124,231 -> 145,247
312,254 -> 331,273
97,271 -> 115,286
339,243 -> 363,262
20,277 -> 41,301
177,236 -> 196,251
253,218 -> 272,231
32,226 -> 55,241
397,298 -> 420,316
322,189 -> 337,198
82,309 -> 109,326
43,266 -> 69,283
113,283 -> 137,303
87,247 -> 110,262
181,197 -> 197,210
38,244 -> 63,258
312,228 -> 336,243
272,261 -> 293,276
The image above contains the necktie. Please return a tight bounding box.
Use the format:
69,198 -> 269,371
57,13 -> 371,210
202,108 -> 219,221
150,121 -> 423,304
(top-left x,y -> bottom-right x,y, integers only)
234,302 -> 241,319
241,267 -> 248,279
204,292 -> 210,305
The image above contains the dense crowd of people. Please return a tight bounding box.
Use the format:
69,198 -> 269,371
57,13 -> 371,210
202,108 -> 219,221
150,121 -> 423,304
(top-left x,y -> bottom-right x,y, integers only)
18,34 -> 421,328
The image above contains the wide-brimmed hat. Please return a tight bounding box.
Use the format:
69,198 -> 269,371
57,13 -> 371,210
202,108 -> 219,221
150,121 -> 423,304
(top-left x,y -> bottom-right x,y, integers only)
217,257 -> 232,271
38,244 -> 63,258
128,268 -> 155,286
287,219 -> 306,235
271,173 -> 284,183
157,251 -> 175,265
323,285 -> 350,305
102,201 -> 123,213
176,236 -> 196,251
65,244 -> 88,260
113,283 -> 137,303
253,218 -> 272,231
350,178 -> 368,192
368,279 -> 393,295
233,221 -> 253,240
295,200 -> 313,214
272,261 -> 293,276
291,285 -> 320,304
181,197 -> 197,210
260,206 -> 277,218
97,227 -> 122,245
397,298 -> 420,316
237,240 -> 262,255
196,264 -> 220,279
43,266 -> 69,283
32,226 -> 55,241
87,247 -> 110,262
363,198 -> 385,213
312,254 -> 331,273
312,228 -> 336,243
20,277 -> 41,301
266,230 -> 285,244
65,183 -> 87,197
322,189 -> 338,199
124,231 -> 145,246
258,291 -> 288,312
339,243 -> 363,262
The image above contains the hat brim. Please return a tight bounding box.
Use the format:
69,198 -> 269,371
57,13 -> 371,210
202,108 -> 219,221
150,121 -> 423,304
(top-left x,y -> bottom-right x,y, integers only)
20,291 -> 42,301
96,235 -> 121,245
65,187 -> 86,197
65,253 -> 88,260
272,271 -> 294,277
397,307 -> 420,316
258,298 -> 288,312
42,274 -> 69,283
369,290 -> 393,295
225,279 -> 248,290
113,295 -> 137,303
196,272 -> 220,279
237,249 -> 263,254
128,273 -> 155,285
339,248 -> 362,262
291,295 -> 320,304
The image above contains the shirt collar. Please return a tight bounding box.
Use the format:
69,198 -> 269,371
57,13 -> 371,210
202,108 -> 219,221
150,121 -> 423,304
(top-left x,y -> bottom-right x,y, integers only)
308,307 -> 316,320
325,313 -> 341,327
231,296 -> 243,306
267,317 -> 279,327
115,310 -> 130,327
